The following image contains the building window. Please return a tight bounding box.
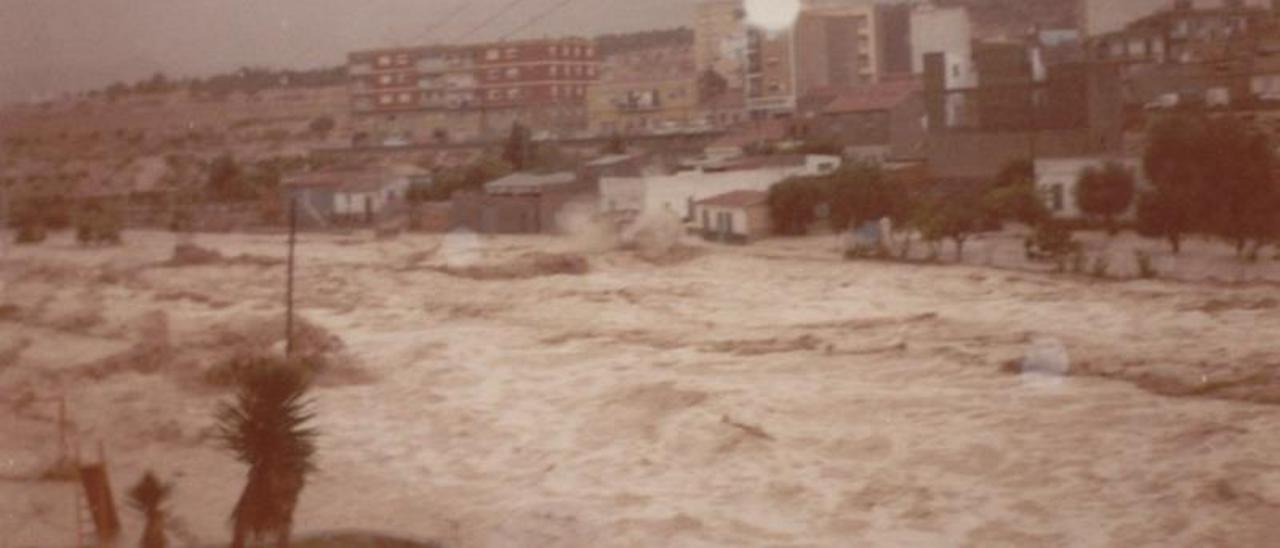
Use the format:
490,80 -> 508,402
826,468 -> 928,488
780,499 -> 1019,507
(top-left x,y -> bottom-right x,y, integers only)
395,53 -> 409,65
398,92 -> 412,103
379,74 -> 393,85
376,55 -> 391,67
489,89 -> 502,100
1050,184 -> 1064,211
505,47 -> 518,59
486,49 -> 499,61
378,94 -> 393,105
506,67 -> 520,79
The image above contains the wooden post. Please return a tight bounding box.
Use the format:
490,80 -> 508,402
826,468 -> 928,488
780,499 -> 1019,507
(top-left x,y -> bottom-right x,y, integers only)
57,397 -> 68,466
285,197 -> 297,359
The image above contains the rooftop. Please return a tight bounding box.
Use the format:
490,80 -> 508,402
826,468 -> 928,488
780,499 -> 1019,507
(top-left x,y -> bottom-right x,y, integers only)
822,81 -> 921,115
484,172 -> 578,195
696,189 -> 769,209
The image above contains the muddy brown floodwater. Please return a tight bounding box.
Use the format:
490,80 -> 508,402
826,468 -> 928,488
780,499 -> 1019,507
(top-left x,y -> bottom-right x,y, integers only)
3,230 -> 1280,547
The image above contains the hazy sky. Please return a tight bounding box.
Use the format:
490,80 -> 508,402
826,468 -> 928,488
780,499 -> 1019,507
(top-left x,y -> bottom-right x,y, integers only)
0,0 -> 698,103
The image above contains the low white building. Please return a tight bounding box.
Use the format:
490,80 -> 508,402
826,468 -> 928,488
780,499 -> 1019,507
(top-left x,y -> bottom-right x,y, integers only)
1035,157 -> 1147,220
600,154 -> 840,223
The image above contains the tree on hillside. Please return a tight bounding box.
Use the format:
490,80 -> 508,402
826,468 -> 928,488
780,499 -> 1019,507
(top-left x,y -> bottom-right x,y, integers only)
768,177 -> 825,236
420,156 -> 513,202
128,471 -> 173,548
1076,161 -> 1135,235
216,358 -> 317,548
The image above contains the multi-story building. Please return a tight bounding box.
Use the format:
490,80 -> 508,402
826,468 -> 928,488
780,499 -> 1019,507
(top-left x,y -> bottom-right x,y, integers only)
744,26 -> 797,118
695,0 -> 749,91
1079,0 -> 1274,37
909,5 -> 974,75
923,44 -> 1125,179
1088,1 -> 1279,109
794,4 -> 880,95
588,43 -> 699,135
346,37 -> 600,143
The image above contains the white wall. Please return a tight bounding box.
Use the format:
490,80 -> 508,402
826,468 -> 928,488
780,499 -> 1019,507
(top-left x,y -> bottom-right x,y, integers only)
601,155 -> 839,219
910,6 -> 972,75
333,177 -> 411,216
1035,157 -> 1146,220
697,204 -> 751,236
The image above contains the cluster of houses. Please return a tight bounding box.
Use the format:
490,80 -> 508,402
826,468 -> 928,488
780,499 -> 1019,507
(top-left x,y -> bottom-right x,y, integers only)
7,0 -> 1280,242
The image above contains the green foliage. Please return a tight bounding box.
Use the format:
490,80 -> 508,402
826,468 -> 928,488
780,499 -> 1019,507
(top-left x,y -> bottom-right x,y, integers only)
74,201 -> 124,246
129,471 -> 172,548
307,116 -> 335,134
1076,162 -> 1136,234
913,190 -> 985,261
205,154 -> 291,203
992,158 -> 1035,190
696,68 -> 730,103
215,357 -> 317,547
504,123 -> 533,171
1024,220 -> 1081,262
1142,114 -> 1278,255
414,156 -> 513,202
767,177 -> 825,236
10,194 -> 69,243
1090,254 -> 1111,279
1134,250 -> 1158,279
983,158 -> 1047,227
827,163 -> 910,231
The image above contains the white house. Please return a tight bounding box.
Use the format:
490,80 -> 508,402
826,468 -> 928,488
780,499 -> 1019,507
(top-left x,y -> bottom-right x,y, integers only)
333,175 -> 412,222
1035,157 -> 1147,220
600,154 -> 840,223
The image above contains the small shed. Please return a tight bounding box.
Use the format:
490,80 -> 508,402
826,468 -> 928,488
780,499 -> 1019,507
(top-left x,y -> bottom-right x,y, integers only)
694,190 -> 772,244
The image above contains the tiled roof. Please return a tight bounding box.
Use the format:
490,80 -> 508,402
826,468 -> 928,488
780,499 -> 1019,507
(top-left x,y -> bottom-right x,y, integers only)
823,81 -> 921,115
696,189 -> 769,209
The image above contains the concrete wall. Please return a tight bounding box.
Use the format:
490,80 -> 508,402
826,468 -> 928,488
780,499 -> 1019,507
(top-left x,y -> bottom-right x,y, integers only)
910,6 -> 972,75
333,178 -> 411,218
695,201 -> 772,242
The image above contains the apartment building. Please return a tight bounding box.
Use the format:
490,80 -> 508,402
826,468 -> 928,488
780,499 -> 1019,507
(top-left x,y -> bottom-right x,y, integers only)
346,37 -> 600,142
1079,0 -> 1274,36
588,43 -> 699,135
695,0 -> 749,91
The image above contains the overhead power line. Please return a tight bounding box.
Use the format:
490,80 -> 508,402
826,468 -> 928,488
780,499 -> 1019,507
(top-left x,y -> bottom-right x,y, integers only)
496,0 -> 578,41
451,0 -> 538,43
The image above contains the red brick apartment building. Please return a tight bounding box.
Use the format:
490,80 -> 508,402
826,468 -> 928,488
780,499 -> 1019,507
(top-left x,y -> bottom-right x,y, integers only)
347,37 -> 600,142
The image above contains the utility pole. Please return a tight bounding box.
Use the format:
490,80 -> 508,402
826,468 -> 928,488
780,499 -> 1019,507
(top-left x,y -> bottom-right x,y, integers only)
285,197 -> 297,359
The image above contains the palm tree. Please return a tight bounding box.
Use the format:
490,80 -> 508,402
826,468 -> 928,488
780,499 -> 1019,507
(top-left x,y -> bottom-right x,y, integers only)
215,358 -> 318,548
128,471 -> 172,548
